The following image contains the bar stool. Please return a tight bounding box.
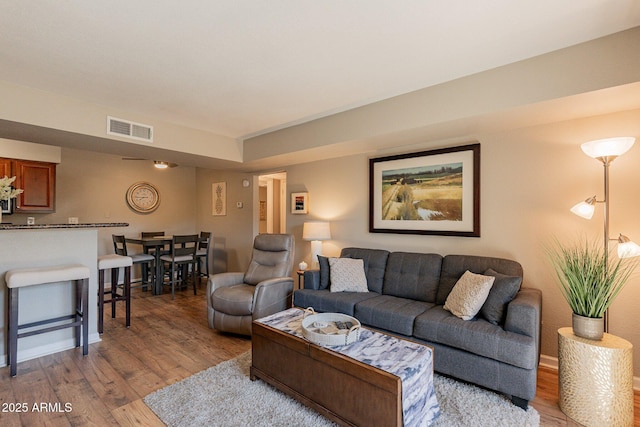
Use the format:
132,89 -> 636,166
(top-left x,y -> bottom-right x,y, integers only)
98,254 -> 133,334
5,263 -> 90,377
112,235 -> 155,291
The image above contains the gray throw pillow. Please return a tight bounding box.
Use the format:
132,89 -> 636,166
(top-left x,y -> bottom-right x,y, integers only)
480,268 -> 523,325
318,255 -> 330,289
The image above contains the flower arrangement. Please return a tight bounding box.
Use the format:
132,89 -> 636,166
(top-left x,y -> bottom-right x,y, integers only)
0,175 -> 24,201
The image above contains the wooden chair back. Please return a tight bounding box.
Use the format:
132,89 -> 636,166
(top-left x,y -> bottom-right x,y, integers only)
112,234 -> 128,256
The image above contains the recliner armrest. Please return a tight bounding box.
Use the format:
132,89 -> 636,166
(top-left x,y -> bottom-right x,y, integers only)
207,272 -> 245,294
252,277 -> 294,319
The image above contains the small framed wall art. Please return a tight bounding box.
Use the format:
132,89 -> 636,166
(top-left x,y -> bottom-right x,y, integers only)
212,181 -> 227,216
291,192 -> 309,214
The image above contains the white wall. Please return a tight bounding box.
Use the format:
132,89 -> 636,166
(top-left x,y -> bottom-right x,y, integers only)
283,107 -> 640,374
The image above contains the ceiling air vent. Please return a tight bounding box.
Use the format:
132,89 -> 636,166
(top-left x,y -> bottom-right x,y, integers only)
107,116 -> 153,142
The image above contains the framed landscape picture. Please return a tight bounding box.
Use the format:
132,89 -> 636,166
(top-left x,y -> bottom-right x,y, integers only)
369,143 -> 480,237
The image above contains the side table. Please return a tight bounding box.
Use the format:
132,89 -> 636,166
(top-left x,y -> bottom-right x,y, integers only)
558,327 -> 633,426
295,270 -> 305,290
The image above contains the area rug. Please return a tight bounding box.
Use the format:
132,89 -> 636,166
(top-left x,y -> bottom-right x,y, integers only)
144,352 -> 539,427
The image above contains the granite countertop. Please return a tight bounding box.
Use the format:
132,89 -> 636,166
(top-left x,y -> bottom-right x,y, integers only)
0,222 -> 129,230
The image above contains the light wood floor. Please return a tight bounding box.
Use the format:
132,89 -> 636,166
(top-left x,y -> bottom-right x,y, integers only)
0,284 -> 637,426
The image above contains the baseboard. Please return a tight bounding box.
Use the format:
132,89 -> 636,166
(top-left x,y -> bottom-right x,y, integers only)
0,333 -> 101,367
539,353 -> 558,370
539,352 -> 640,391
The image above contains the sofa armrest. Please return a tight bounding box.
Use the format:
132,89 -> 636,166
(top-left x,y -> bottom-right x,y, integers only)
253,277 -> 294,319
302,269 -> 321,290
504,287 -> 542,362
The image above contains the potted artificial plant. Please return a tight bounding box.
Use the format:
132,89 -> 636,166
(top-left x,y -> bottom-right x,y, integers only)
547,237 -> 637,340
0,176 -> 23,223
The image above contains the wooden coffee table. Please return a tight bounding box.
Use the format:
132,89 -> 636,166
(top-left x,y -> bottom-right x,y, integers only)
251,308 -> 439,427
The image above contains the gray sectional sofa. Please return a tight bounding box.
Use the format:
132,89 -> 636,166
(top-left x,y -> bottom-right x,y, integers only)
292,247 -> 542,409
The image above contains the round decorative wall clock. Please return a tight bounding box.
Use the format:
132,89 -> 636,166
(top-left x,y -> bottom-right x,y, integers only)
126,182 -> 160,213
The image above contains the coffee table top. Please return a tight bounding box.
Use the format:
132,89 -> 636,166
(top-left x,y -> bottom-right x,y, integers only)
255,308 -> 434,387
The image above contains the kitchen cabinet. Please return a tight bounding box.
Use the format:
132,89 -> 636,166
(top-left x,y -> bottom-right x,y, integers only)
0,158 -> 12,177
0,158 -> 56,212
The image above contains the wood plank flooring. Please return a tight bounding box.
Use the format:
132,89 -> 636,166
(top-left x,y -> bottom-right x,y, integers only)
0,283 -> 637,426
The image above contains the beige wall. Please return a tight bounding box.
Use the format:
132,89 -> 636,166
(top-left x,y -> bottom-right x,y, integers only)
282,107 -> 640,374
6,147 -> 198,256
195,168 -> 254,273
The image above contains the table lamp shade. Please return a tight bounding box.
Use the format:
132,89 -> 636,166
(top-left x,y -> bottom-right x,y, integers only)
303,222 -> 331,241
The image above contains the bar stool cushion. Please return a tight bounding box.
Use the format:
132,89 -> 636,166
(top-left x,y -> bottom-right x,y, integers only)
6,264 -> 90,289
98,254 -> 133,270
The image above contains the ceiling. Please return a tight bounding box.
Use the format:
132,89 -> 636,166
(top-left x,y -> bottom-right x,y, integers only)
1,1 -> 640,163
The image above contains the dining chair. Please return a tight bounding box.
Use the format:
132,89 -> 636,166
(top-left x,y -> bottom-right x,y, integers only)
141,231 -> 169,279
112,235 -> 155,291
195,231 -> 212,281
160,234 -> 199,299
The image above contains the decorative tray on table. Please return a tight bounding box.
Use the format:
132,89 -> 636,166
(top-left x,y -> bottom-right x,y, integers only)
301,308 -> 361,347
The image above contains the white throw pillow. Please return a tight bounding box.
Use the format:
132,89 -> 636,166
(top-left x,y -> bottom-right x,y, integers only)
443,270 -> 495,320
329,257 -> 368,293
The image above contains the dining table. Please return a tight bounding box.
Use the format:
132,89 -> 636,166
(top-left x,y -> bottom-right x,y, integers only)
125,235 -> 172,295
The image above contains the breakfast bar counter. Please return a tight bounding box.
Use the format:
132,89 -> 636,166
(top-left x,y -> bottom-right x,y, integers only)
0,223 -> 127,368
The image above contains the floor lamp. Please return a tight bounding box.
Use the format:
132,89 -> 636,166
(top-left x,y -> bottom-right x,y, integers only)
303,221 -> 331,269
570,136 -> 640,332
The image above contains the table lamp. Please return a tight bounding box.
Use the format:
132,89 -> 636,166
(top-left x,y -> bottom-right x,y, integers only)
303,221 -> 331,268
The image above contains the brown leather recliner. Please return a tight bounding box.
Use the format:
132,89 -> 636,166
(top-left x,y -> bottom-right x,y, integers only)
206,234 -> 294,335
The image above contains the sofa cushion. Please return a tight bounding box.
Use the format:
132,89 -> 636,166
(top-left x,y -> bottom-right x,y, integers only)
340,248 -> 389,293
443,270 -> 494,320
355,295 -> 433,336
413,306 -> 537,370
317,255 -> 331,289
436,255 -> 524,305
329,257 -> 368,293
480,268 -> 523,325
382,252 -> 442,302
293,289 -> 378,316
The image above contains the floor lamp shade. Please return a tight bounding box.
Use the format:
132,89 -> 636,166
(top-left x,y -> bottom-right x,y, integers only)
580,137 -> 635,159
303,222 -> 331,266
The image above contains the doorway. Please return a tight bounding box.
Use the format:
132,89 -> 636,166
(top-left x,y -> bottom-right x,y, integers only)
257,172 -> 287,234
